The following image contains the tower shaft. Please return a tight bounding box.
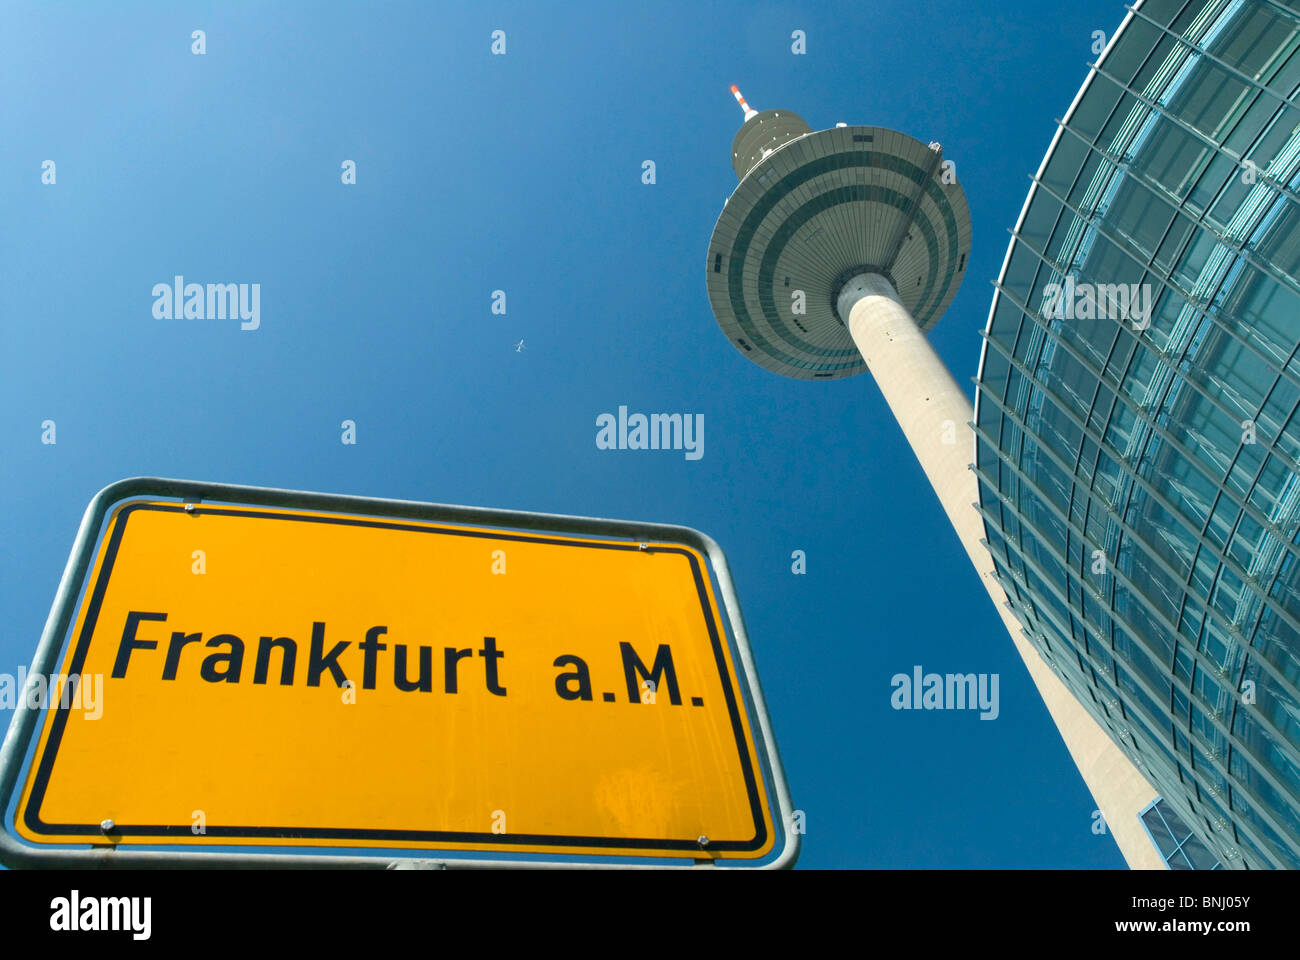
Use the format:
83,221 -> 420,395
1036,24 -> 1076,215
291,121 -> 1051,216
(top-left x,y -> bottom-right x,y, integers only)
838,272 -> 1163,868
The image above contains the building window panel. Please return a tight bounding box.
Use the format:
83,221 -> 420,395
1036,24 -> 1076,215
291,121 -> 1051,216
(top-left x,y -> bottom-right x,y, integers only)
1229,510 -> 1269,571
1209,563 -> 1254,629
1135,121 -> 1214,204
1221,95 -> 1289,174
1151,442 -> 1215,528
1172,222 -> 1227,288
1242,663 -> 1300,757
1019,192 -> 1064,255
1003,244 -> 1043,303
1122,538 -> 1187,624
1189,547 -> 1219,609
1082,230 -> 1150,289
1228,724 -> 1300,815
1116,622 -> 1175,700
1227,774 -> 1300,868
1212,5 -> 1297,82
1206,494 -> 1243,552
1113,18 -> 1167,87
1255,200 -> 1300,285
1108,175 -> 1178,259
1224,438 -> 1266,501
1244,103 -> 1300,182
1099,91 -> 1153,160
1258,379 -> 1300,461
1266,553 -> 1300,630
1168,60 -> 1250,143
1179,598 -> 1207,650
1153,210 -> 1199,278
1223,266 -> 1300,370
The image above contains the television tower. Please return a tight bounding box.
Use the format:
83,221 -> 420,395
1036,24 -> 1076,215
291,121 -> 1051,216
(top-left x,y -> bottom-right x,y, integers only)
706,86 -> 975,565
706,88 -> 1164,868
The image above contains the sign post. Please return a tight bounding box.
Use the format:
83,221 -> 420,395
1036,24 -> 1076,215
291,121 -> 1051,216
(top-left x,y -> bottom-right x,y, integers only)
0,478 -> 798,869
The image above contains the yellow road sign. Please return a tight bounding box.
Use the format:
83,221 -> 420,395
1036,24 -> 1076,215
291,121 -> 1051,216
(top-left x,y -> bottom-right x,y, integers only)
12,487 -> 788,865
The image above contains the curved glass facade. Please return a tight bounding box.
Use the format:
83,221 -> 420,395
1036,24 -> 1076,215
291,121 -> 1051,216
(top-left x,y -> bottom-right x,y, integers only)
976,0 -> 1300,868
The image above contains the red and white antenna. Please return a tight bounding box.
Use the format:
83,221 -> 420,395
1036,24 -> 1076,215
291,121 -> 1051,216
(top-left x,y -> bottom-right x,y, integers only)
731,84 -> 758,122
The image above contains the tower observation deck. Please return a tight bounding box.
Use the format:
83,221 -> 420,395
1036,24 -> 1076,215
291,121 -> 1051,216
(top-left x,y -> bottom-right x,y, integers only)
707,87 -> 971,381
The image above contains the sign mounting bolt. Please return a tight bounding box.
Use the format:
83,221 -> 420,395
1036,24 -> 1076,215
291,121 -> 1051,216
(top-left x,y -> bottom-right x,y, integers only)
99,818 -> 115,832
697,835 -> 709,848
184,503 -> 196,514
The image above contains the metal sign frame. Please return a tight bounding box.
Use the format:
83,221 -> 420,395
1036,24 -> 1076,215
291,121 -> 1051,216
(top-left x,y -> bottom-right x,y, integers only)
0,477 -> 800,870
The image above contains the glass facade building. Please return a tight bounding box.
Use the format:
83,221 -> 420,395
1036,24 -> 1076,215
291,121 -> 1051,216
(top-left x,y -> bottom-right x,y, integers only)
976,0 -> 1300,868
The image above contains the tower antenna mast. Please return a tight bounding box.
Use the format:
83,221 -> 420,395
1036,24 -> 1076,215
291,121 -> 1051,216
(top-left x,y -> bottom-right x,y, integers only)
730,84 -> 758,122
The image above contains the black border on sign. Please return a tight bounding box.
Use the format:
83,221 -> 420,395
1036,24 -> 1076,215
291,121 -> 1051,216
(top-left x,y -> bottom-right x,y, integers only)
21,502 -> 769,854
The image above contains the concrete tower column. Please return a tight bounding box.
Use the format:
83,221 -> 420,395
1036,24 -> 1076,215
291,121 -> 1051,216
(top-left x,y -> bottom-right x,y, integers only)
837,273 -> 977,547
837,272 -> 1164,869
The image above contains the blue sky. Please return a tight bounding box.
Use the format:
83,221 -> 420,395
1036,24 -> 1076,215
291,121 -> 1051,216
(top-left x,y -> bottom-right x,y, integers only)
2,0 -> 1134,868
